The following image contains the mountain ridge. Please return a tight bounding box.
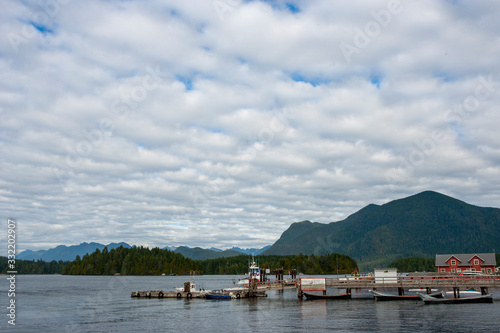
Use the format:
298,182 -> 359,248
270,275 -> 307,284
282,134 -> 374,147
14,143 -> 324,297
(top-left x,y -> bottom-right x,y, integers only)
19,242 -> 271,262
17,242 -> 132,262
263,191 -> 500,270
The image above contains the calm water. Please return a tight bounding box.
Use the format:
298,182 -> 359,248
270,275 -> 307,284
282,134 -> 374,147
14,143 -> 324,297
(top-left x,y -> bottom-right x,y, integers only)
1,275 -> 499,332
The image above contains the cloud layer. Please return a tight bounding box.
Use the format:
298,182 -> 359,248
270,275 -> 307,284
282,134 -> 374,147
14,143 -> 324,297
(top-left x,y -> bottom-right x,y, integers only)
2,0 -> 500,253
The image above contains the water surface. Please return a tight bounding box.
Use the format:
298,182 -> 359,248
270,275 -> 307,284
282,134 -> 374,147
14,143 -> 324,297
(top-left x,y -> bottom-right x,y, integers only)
1,275 -> 499,332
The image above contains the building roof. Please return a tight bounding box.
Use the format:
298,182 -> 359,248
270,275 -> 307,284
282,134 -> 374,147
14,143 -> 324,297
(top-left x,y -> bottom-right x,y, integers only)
435,253 -> 496,267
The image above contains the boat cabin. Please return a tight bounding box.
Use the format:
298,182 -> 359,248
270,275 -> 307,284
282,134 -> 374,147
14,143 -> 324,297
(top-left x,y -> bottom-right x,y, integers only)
435,253 -> 496,274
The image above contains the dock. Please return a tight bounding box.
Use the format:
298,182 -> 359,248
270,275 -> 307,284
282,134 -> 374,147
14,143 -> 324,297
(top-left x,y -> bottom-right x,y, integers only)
131,290 -> 206,299
131,274 -> 500,300
298,274 -> 500,298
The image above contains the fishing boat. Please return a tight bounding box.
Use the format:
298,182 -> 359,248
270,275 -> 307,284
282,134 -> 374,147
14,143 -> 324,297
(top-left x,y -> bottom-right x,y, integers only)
419,293 -> 493,304
302,292 -> 351,300
225,255 -> 262,292
370,290 -> 443,301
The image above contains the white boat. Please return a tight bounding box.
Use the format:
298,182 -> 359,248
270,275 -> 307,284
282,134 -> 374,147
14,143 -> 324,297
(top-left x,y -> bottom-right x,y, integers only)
175,275 -> 209,293
225,256 -> 262,291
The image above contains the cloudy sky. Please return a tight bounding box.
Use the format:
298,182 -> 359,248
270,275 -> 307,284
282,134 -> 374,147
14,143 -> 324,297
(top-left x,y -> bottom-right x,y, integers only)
2,0 -> 500,254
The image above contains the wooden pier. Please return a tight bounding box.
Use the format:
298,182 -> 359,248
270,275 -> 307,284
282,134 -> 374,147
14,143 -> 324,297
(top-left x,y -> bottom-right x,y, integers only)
297,274 -> 500,298
323,274 -> 500,289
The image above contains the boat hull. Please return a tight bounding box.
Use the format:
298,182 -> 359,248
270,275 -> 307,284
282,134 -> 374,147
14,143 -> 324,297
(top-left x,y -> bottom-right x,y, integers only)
372,290 -> 443,301
420,294 -> 493,304
205,294 -> 232,300
303,292 -> 351,300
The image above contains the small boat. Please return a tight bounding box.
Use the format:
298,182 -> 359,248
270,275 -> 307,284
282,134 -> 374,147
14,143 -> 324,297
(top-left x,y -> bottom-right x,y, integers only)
205,290 -> 232,300
419,293 -> 493,304
303,292 -> 351,300
371,290 -> 443,301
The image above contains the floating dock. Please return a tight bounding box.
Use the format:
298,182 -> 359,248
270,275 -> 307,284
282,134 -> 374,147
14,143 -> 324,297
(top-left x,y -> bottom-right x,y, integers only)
131,290 -> 206,299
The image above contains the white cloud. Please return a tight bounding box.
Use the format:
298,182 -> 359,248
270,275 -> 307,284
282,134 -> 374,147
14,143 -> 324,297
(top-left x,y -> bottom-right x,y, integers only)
2,0 -> 500,254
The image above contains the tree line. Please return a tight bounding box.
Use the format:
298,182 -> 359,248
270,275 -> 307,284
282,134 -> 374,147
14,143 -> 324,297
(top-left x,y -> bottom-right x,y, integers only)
1,246 -> 358,275
200,253 -> 358,275
0,256 -> 68,274
387,257 -> 436,272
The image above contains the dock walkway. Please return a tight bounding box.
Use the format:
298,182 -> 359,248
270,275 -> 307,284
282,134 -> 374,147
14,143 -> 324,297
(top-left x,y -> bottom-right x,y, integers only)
323,274 -> 500,289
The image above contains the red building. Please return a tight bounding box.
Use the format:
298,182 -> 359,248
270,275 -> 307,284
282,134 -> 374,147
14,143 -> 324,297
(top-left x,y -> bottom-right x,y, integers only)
435,253 -> 496,274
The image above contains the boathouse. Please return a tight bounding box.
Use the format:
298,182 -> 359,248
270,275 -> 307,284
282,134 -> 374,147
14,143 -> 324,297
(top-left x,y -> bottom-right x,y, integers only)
435,253 -> 496,274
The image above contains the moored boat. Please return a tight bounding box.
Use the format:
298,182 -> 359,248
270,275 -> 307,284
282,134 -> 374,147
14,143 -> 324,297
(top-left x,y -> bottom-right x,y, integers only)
371,290 -> 443,301
225,255 -> 262,292
205,290 -> 232,300
303,292 -> 351,300
419,293 -> 493,304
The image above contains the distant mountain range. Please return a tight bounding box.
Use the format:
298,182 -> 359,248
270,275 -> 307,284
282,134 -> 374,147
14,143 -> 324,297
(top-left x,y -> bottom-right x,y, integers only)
173,245 -> 271,260
18,242 -> 270,262
17,242 -> 132,262
263,191 -> 500,270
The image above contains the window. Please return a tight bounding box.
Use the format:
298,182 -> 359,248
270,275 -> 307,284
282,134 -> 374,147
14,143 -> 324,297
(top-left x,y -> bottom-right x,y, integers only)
487,268 -> 492,274
481,268 -> 485,273
451,260 -> 456,265
457,268 -> 461,272
440,268 -> 445,272
474,259 -> 479,265
471,268 -> 475,271
451,268 -> 455,273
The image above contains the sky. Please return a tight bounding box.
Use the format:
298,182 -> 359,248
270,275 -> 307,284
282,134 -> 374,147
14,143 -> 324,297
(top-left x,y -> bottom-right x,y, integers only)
2,0 -> 500,254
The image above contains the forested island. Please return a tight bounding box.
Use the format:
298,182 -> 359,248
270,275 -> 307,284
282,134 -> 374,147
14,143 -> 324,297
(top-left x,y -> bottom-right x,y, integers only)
1,246 -> 358,275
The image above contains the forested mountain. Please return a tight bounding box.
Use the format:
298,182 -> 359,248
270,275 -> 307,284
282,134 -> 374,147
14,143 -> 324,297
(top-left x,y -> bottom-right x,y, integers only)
174,246 -> 248,260
387,257 -> 436,272
264,191 -> 500,270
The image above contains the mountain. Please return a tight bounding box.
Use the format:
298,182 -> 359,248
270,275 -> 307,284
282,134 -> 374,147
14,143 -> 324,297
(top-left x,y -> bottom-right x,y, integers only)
209,247 -> 224,252
18,242 -> 132,262
229,246 -> 271,255
263,191 -> 500,270
174,246 -> 244,260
